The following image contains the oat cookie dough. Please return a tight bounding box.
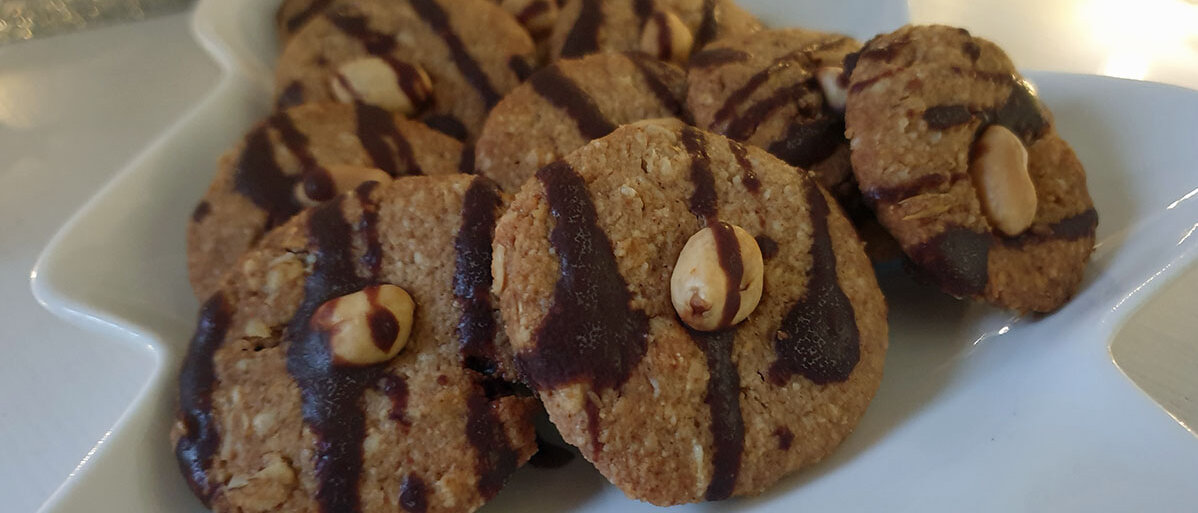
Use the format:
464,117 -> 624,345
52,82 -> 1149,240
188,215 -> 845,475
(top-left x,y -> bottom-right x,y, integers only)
687,28 -> 861,201
493,119 -> 887,505
174,175 -> 536,513
844,25 -> 1097,312
187,101 -> 463,299
475,51 -> 687,192
275,0 -> 536,142
547,0 -> 762,63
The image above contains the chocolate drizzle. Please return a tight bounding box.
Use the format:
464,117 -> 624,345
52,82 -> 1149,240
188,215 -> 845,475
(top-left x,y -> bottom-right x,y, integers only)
286,194 -> 385,513
693,0 -> 719,48
454,178 -> 504,375
379,374 -> 411,425
911,226 -> 991,298
175,293 -> 233,505
560,0 -> 602,58
766,113 -> 845,168
423,115 -> 468,141
727,139 -> 760,193
769,184 -> 860,385
191,201 -> 212,223
755,235 -> 778,260
680,126 -> 744,501
626,52 -> 686,117
633,0 -> 654,26
355,103 -> 421,178
399,474 -> 428,513
356,181 -> 384,276
465,393 -> 520,499
508,55 -> 535,81
285,0 -> 334,33
1002,208 -> 1098,248
689,47 -> 750,68
529,66 -> 616,140
410,0 -> 503,109
327,12 -> 397,54
774,426 -> 794,450
922,104 -> 974,130
233,114 -> 310,229
519,161 -> 649,391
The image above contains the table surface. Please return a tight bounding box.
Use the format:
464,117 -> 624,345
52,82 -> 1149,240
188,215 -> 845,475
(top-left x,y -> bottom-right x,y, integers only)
1,2 -> 1195,512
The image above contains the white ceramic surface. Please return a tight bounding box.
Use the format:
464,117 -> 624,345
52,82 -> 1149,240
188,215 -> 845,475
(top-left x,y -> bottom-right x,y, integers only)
29,0 -> 1198,511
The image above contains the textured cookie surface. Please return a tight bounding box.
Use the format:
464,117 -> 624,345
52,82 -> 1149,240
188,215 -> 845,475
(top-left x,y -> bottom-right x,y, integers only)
687,28 -> 860,200
187,102 -> 463,299
475,51 -> 687,192
493,119 -> 887,505
174,175 -> 536,513
548,0 -> 761,61
844,25 -> 1097,312
275,0 -> 536,141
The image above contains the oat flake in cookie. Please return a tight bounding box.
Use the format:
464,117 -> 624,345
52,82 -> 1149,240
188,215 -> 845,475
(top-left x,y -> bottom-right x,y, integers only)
187,101 -> 463,299
274,0 -> 536,142
475,51 -> 688,192
844,25 -> 1098,312
493,119 -> 887,505
173,175 -> 537,513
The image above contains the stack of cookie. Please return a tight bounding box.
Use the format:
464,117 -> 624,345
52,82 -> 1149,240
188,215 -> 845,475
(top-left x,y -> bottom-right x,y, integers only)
173,0 -> 1098,511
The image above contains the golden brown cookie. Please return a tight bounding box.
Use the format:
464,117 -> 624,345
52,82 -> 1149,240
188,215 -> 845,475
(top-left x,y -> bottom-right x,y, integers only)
274,0 -> 536,142
187,101 -> 463,300
844,25 -> 1097,312
493,119 -> 887,505
174,175 -> 536,513
687,28 -> 861,200
547,0 -> 762,63
475,51 -> 687,192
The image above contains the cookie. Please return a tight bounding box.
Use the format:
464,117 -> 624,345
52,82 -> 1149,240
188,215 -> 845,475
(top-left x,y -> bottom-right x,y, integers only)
687,28 -> 861,201
174,174 -> 537,513
187,101 -> 463,299
547,0 -> 762,62
475,51 -> 687,192
493,119 -> 887,505
274,0 -> 536,142
844,25 -> 1097,312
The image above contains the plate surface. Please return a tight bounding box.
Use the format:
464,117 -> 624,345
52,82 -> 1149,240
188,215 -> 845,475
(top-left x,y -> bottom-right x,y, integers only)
30,0 -> 1198,511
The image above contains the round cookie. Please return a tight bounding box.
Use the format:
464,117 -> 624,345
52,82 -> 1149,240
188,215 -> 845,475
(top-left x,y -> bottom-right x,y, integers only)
275,0 -> 536,142
547,0 -> 762,62
173,175 -> 537,513
187,101 -> 463,299
844,25 -> 1097,312
493,119 -> 887,505
475,51 -> 687,192
687,28 -> 861,201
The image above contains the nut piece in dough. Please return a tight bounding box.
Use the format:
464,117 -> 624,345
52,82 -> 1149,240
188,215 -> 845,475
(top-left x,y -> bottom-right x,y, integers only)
311,284 -> 415,366
671,222 -> 764,331
640,10 -> 694,66
330,56 -> 433,116
969,124 -> 1038,236
816,66 -> 848,112
295,164 -> 392,207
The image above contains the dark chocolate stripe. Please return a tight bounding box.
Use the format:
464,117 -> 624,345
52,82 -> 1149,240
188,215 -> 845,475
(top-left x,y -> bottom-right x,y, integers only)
696,329 -> 743,500
724,79 -> 817,142
379,374 -> 410,425
356,182 -> 384,276
766,114 -> 845,168
626,52 -> 685,116
529,66 -> 617,140
633,0 -> 654,27
380,55 -> 434,114
681,127 -> 745,501
560,0 -> 602,58
327,12 -> 397,54
356,103 -> 422,178
458,145 -> 477,174
455,178 -> 504,376
681,127 -> 717,221
1003,208 -> 1098,247
769,184 -> 860,385
862,172 -> 954,205
233,117 -> 305,229
508,55 -> 535,82
774,426 -> 794,450
277,81 -> 305,110
519,161 -> 649,391
409,0 -> 503,108
423,114 -> 468,141
287,193 -> 385,513
694,0 -> 719,48
285,0 -> 334,33
584,397 -> 604,457
711,50 -> 807,128
175,293 -> 233,505
465,392 -> 520,499
923,104 -> 974,130
191,201 -> 212,223
910,226 -> 991,298
727,139 -> 760,193
399,474 -> 428,513
689,47 -> 750,68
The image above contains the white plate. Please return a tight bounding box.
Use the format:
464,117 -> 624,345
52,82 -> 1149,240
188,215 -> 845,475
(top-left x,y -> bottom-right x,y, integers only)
30,0 -> 1198,511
